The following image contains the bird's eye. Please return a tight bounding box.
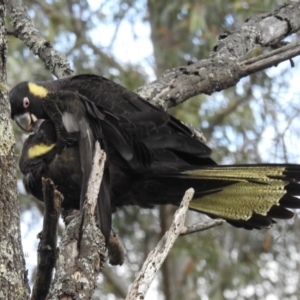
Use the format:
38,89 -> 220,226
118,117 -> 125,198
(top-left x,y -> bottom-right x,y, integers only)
23,97 -> 30,108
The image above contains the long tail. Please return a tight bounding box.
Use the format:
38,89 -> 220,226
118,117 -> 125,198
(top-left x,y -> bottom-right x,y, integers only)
157,164 -> 300,229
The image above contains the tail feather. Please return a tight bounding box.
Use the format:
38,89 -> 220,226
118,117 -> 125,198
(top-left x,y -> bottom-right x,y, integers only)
267,205 -> 294,219
225,214 -> 275,230
285,182 -> 300,196
280,194 -> 300,208
284,166 -> 300,181
159,164 -> 300,230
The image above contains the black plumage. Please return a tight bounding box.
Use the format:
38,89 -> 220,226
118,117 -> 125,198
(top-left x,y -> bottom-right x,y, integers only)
11,74 -> 300,236
19,121 -> 81,219
10,74 -> 215,242
19,120 -> 300,231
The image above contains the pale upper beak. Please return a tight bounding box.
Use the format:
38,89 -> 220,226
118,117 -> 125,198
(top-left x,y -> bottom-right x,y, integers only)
14,113 -> 38,132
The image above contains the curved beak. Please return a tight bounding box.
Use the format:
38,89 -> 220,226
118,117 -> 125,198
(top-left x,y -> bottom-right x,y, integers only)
14,113 -> 38,132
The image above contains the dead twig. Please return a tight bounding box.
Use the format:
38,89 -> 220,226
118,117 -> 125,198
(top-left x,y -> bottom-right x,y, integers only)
180,219 -> 224,236
126,188 -> 195,300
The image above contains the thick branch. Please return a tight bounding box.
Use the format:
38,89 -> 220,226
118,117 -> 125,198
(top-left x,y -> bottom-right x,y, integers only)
126,188 -> 195,300
6,0 -> 73,78
31,178 -> 62,300
135,2 -> 300,109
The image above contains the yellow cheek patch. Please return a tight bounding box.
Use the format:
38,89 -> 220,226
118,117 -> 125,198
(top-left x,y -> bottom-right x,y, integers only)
28,143 -> 55,159
28,82 -> 48,98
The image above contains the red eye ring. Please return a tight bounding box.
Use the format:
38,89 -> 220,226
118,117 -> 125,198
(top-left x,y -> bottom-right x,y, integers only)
23,97 -> 30,108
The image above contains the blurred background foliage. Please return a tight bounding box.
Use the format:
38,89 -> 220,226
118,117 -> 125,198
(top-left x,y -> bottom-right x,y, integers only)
7,0 -> 300,299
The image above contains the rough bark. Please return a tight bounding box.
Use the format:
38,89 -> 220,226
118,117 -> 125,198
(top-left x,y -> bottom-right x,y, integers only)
0,1 -> 30,299
47,143 -> 106,300
6,0 -> 73,78
31,179 -> 62,300
136,2 -> 300,109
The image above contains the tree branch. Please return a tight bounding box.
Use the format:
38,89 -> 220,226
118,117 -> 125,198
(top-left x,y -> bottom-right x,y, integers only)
135,2 -> 300,109
31,178 -> 62,300
239,40 -> 300,74
126,188 -> 195,300
6,0 -> 73,78
47,142 -> 106,299
180,219 -> 224,236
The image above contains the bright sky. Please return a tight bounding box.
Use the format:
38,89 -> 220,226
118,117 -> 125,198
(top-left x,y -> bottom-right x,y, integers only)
88,0 -> 155,79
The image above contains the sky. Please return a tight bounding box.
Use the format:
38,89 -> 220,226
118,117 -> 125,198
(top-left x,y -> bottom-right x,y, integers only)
88,0 -> 156,79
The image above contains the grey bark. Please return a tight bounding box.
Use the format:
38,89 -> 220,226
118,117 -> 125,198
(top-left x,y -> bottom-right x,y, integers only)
7,0 -> 73,78
180,219 -> 225,236
31,179 -> 62,300
126,189 -> 195,300
136,2 -> 300,109
0,1 -> 30,299
47,143 -> 106,300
